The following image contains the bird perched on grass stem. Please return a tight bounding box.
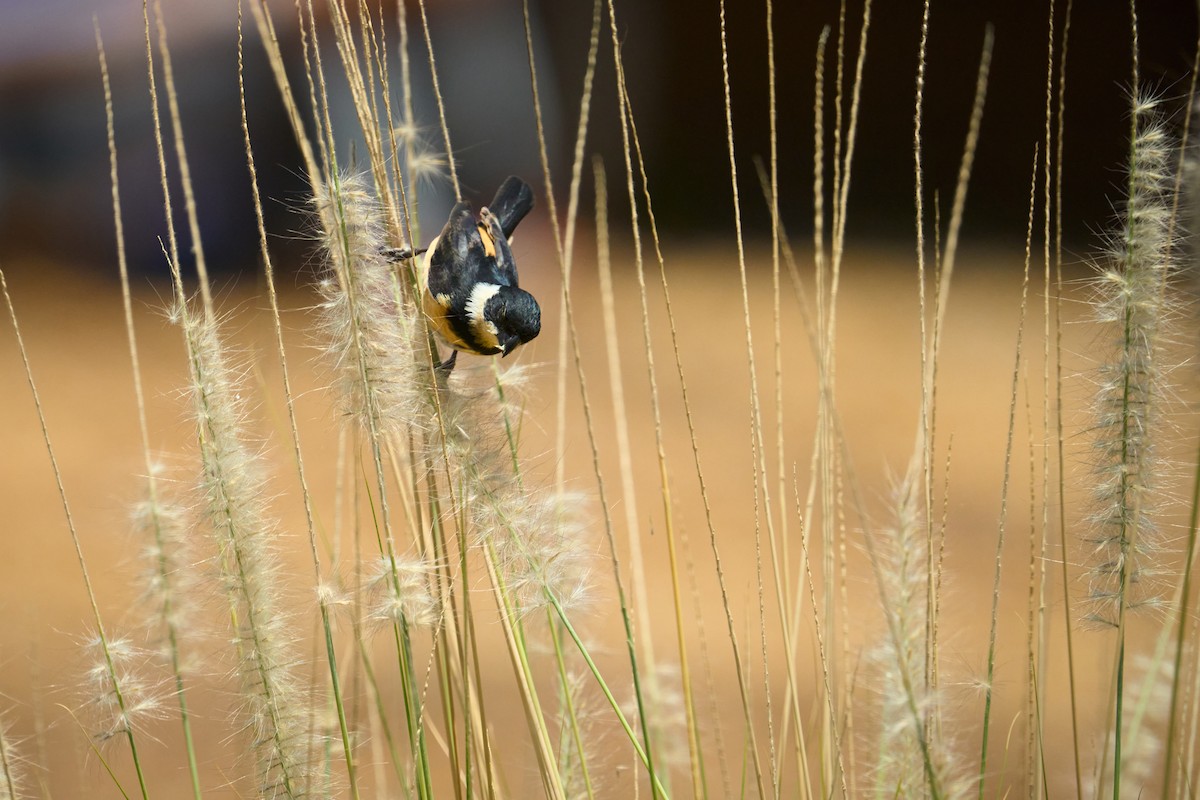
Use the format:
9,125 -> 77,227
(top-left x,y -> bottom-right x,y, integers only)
386,176 -> 541,373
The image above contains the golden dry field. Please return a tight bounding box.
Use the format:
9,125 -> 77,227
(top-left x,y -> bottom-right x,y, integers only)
2,236 -> 1183,797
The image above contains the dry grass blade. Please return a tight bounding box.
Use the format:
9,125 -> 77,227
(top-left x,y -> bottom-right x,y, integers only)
523,5 -> 666,786
236,4 -> 360,796
99,19 -> 203,798
602,0 -> 746,794
978,146 -> 1040,800
1,267 -> 151,799
716,0 -> 779,791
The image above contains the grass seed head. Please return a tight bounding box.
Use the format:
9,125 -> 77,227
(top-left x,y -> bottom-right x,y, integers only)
314,172 -> 427,436
1084,90 -> 1180,627
80,635 -> 167,743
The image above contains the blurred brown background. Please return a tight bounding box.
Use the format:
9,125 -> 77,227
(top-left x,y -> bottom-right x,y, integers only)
2,0 -> 1198,797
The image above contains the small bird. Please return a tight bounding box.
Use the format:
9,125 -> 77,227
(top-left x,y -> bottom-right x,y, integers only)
390,176 -> 541,373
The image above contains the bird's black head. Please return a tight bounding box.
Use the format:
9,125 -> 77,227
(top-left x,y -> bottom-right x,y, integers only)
486,286 -> 541,356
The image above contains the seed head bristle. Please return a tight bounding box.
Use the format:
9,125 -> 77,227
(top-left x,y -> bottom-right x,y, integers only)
408,147 -> 448,187
314,172 -> 427,436
130,473 -> 201,660
1085,90 -> 1180,627
81,635 -> 168,743
869,474 -> 968,799
181,305 -> 324,796
365,553 -> 441,630
0,712 -> 29,800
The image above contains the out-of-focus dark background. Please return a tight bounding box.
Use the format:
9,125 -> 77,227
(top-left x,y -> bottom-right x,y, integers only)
0,0 -> 1198,279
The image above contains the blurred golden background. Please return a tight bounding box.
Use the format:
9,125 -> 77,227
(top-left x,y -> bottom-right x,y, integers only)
2,0 -> 1198,797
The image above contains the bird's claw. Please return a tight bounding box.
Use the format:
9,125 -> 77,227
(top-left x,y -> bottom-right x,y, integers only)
435,350 -> 458,375
381,246 -> 426,262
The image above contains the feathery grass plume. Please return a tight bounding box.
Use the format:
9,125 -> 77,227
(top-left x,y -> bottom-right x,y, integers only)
130,466 -> 200,665
438,363 -> 536,467
441,366 -> 596,618
1123,652 -> 1172,793
364,552 -> 440,629
179,306 -> 322,798
314,172 -> 426,436
481,487 -> 594,618
393,116 -> 421,145
1085,92 -> 1178,628
0,713 -> 28,800
1089,652 -> 1172,796
623,662 -> 691,775
870,473 -> 967,800
408,148 -> 448,187
389,116 -> 447,189
554,667 -> 602,800
81,636 -> 167,743
1184,94 -> 1200,304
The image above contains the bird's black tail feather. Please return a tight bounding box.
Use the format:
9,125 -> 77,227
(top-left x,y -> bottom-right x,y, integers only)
488,176 -> 535,239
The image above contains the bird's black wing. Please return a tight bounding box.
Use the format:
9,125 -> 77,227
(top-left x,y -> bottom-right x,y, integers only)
476,177 -> 534,289
427,202 -> 488,300
429,182 -> 532,294
480,209 -> 519,288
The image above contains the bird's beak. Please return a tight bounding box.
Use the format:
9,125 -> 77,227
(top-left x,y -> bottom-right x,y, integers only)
501,336 -> 520,357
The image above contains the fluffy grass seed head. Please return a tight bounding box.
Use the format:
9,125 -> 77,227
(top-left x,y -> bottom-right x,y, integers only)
393,116 -> 421,145
314,172 -> 427,436
0,710 -> 30,800
1085,91 -> 1179,627
624,663 -> 690,773
555,668 -> 604,800
868,473 -> 968,800
432,365 -> 595,617
80,635 -> 168,743
130,465 -> 202,663
392,118 -> 450,188
1118,652 -> 1171,793
407,147 -> 448,189
182,307 -> 323,796
1086,651 -> 1173,796
434,363 -> 534,470
479,486 -> 595,618
364,552 -> 441,630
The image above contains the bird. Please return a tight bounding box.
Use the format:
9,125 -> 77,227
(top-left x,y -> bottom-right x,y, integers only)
387,176 -> 541,373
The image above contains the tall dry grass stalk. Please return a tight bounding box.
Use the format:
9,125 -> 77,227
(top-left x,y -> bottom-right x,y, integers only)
869,473 -> 967,800
179,301 -> 327,797
2,262 -> 156,798
101,19 -> 206,793
1085,85 -> 1180,798
1085,92 -> 1175,629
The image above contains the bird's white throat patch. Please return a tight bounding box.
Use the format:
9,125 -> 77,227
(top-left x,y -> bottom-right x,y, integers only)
466,283 -> 502,339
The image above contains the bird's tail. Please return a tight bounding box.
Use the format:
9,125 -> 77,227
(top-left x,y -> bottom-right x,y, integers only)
488,176 -> 535,239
